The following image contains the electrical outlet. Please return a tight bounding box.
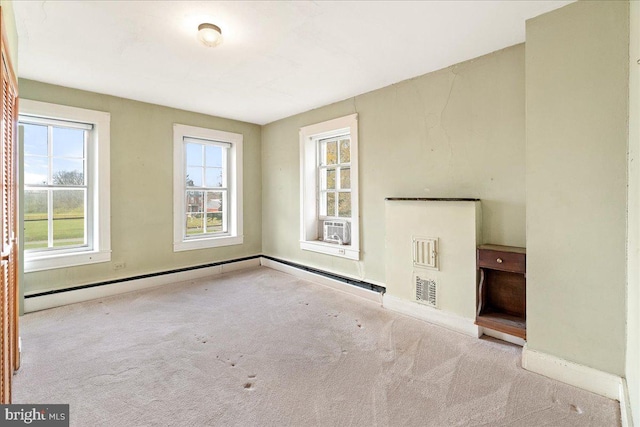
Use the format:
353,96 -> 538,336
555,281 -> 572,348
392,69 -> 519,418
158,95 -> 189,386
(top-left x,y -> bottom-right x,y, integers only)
113,262 -> 126,270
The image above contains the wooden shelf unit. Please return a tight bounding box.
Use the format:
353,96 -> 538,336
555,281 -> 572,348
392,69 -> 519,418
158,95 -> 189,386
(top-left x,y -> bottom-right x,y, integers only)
476,244 -> 526,339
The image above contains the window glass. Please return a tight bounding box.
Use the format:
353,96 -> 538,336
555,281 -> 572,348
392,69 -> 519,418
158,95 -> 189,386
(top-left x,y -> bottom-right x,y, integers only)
174,124 -> 243,252
22,120 -> 89,253
318,136 -> 351,220
326,169 -> 336,190
52,189 -> 85,247
183,140 -> 228,237
52,159 -> 84,185
23,123 -> 48,156
24,189 -> 48,250
206,191 -> 225,233
338,192 -> 351,217
326,140 -> 337,165
339,139 -> 350,163
340,168 -> 350,189
24,157 -> 48,185
52,127 -> 84,158
206,145 -> 222,167
205,168 -> 223,187
186,143 -> 203,166
186,167 -> 202,187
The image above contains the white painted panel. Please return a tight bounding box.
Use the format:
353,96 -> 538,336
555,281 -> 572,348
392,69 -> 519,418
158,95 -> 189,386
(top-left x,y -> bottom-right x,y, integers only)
385,200 -> 481,320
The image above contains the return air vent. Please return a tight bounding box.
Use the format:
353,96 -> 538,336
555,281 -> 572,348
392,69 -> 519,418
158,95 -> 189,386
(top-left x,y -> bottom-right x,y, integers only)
415,273 -> 437,307
413,237 -> 438,270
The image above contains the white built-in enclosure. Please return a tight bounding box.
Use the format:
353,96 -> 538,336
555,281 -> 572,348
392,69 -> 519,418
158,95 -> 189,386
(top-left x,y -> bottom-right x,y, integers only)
384,199 -> 482,336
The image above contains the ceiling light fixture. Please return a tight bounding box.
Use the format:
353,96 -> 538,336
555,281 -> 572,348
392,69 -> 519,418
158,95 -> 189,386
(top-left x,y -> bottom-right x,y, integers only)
197,23 -> 223,48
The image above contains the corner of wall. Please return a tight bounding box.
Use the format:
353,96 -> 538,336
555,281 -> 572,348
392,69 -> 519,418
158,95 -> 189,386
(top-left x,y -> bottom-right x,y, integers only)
627,0 -> 640,424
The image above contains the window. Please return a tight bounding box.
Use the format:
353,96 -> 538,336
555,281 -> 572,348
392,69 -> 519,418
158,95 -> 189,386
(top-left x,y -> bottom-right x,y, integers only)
318,136 -> 352,219
20,100 -> 111,272
300,114 -> 359,259
173,124 -> 243,251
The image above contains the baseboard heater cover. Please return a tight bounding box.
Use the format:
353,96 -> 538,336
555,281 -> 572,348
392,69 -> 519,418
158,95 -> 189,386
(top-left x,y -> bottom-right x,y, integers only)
260,255 -> 386,294
25,255 -> 262,299
25,255 -> 386,299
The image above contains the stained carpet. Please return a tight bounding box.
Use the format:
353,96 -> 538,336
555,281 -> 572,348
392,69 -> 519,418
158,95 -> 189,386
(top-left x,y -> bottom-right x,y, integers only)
14,267 -> 620,426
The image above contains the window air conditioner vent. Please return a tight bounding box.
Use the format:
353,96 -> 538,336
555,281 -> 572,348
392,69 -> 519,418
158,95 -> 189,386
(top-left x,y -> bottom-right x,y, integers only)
323,220 -> 350,245
415,274 -> 437,308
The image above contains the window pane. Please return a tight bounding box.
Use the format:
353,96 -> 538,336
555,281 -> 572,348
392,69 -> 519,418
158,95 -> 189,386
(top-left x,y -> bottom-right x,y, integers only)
24,156 -> 49,185
338,192 -> 351,217
326,192 -> 336,217
52,189 -> 85,247
339,139 -> 350,163
186,143 -> 203,166
325,140 -> 337,165
52,159 -> 84,185
24,189 -> 48,250
22,123 -> 48,157
186,167 -> 203,187
186,190 -> 204,213
207,213 -> 223,233
52,127 -> 84,158
326,168 -> 336,190
186,213 -> 204,235
340,168 -> 350,190
206,191 -> 223,213
206,167 -> 223,187
206,191 -> 225,233
206,145 -> 222,168
186,188 -> 205,236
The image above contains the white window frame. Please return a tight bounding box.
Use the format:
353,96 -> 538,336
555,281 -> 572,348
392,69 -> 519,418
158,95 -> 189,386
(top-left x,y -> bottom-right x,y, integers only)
20,99 -> 111,272
173,124 -> 243,251
299,114 -> 359,260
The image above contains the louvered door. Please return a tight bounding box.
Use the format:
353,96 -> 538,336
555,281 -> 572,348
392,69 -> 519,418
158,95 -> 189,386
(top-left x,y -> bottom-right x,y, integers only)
0,6 -> 19,404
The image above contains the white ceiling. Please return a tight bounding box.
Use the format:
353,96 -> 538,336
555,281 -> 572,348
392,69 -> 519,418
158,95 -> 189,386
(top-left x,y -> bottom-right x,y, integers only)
14,1 -> 573,125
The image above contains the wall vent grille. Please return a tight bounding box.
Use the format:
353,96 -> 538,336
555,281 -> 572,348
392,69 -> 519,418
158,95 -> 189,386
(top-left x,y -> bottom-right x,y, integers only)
415,274 -> 437,307
413,237 -> 438,270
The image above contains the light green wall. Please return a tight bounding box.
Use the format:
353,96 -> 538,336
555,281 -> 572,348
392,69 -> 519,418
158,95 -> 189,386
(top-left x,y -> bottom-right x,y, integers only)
1,0 -> 17,74
627,0 -> 639,422
262,45 -> 525,285
19,79 -> 262,294
526,1 -> 629,376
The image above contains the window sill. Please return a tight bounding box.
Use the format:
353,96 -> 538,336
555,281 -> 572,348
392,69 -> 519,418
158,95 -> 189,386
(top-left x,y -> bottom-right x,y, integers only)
300,240 -> 360,260
174,235 -> 244,252
25,249 -> 112,273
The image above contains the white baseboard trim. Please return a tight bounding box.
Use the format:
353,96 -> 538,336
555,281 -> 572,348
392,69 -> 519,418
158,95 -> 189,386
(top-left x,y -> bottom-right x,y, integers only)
259,257 -> 382,304
480,327 -> 526,347
24,257 -> 261,313
620,378 -> 633,427
521,344 -> 622,401
382,294 -> 481,338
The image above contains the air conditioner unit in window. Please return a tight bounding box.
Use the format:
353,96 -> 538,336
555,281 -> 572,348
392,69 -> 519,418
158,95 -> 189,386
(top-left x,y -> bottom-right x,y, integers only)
323,220 -> 350,245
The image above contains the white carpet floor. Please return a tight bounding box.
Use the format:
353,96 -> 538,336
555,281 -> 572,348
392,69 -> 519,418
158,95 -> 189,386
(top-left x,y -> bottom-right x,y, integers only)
14,267 -> 620,426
